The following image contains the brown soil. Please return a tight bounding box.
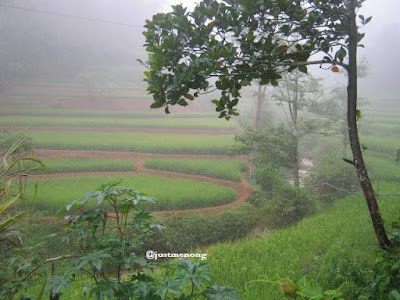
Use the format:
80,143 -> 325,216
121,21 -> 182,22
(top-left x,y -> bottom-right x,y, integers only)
32,150 -> 252,221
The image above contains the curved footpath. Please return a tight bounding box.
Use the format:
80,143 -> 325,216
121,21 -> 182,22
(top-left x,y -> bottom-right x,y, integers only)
33,149 -> 252,218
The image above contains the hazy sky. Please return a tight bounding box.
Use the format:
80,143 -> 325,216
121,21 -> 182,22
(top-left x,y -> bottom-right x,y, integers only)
4,0 -> 399,98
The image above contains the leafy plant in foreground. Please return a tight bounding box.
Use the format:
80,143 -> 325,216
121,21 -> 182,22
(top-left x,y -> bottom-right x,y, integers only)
28,182 -> 238,299
0,133 -> 44,299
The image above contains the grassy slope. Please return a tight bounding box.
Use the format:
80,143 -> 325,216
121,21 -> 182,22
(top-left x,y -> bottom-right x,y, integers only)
206,99 -> 400,299
207,183 -> 400,299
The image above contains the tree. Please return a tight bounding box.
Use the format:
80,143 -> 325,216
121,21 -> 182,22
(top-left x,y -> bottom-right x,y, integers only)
271,70 -> 323,188
253,81 -> 268,129
142,0 -> 390,248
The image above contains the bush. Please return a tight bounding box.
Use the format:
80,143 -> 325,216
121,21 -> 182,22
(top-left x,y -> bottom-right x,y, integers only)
306,150 -> 360,203
146,204 -> 258,253
256,186 -> 316,229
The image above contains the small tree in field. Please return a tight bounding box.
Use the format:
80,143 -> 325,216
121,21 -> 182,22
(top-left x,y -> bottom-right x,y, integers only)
142,0 -> 391,248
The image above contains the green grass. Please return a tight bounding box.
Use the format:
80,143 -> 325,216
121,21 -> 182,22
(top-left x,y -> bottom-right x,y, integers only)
143,158 -> 247,181
37,158 -> 135,173
22,174 -> 236,213
3,90 -> 152,99
365,152 -> 400,182
0,116 -> 239,130
370,123 -> 400,136
207,182 -> 400,299
361,135 -> 400,157
0,108 -> 218,119
21,131 -> 236,155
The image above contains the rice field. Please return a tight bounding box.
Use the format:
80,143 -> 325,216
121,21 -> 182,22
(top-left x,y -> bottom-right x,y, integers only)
36,158 -> 136,174
22,131 -> 236,154
21,174 -> 236,213
0,116 -> 239,130
143,158 -> 247,181
360,135 -> 400,157
0,108 -> 218,119
2,90 -> 152,100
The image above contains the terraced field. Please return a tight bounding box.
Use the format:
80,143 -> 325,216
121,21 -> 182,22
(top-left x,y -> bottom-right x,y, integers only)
1,82 -> 251,218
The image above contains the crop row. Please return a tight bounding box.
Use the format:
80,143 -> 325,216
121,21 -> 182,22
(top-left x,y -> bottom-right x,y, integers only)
360,135 -> 400,157
0,116 -> 239,130
36,158 -> 135,174
21,174 -> 236,213
0,108 -> 218,119
3,90 -> 152,100
143,158 -> 247,182
21,131 -> 236,155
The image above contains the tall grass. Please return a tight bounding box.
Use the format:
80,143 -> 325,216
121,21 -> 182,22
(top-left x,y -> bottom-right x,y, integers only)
22,174 -> 236,213
143,158 -> 247,181
207,182 -> 400,299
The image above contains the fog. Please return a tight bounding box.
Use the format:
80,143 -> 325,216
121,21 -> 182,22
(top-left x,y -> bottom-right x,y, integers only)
0,0 -> 399,99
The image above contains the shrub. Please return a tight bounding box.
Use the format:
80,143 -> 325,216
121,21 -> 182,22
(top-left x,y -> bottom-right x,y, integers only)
306,150 -> 360,203
256,186 -> 316,229
146,204 -> 258,253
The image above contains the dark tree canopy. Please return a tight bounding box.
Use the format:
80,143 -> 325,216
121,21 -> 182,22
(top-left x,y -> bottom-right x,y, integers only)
143,0 -> 367,118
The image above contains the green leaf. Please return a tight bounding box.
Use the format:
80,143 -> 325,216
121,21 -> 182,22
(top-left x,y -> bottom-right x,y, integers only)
335,47 -> 347,63
296,277 -> 323,299
364,16 -> 372,24
298,65 -> 308,74
178,98 -> 188,106
356,109 -> 362,120
150,102 -> 164,109
155,278 -> 183,300
45,275 -> 70,296
389,290 -> 400,300
177,260 -> 210,288
204,285 -> 239,300
184,93 -> 195,100
144,71 -> 151,79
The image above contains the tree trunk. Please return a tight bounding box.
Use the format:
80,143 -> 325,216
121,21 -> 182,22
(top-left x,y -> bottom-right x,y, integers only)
292,75 -> 300,189
346,0 -> 390,248
254,83 -> 266,128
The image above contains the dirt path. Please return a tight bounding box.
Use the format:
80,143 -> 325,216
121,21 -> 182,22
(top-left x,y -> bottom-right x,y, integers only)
32,150 -> 252,218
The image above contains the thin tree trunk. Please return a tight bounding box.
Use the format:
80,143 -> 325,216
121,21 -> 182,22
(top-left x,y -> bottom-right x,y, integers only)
346,0 -> 390,248
254,84 -> 266,128
342,123 -> 347,158
292,75 -> 300,189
